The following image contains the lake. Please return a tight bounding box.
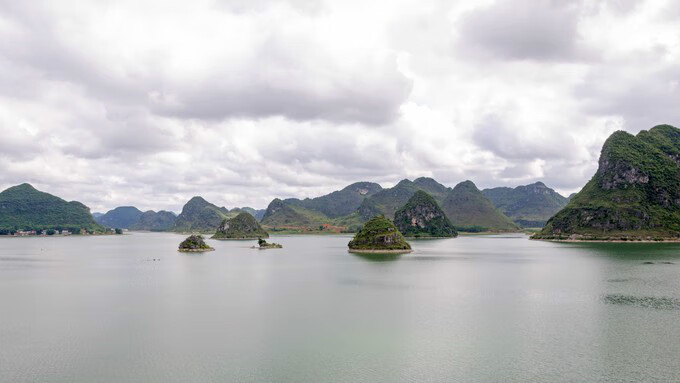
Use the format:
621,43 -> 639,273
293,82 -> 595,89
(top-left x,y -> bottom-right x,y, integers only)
1,233 -> 679,382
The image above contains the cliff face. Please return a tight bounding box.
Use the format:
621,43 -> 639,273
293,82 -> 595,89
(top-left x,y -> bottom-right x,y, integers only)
348,216 -> 411,252
212,212 -> 269,239
535,125 -> 680,240
393,191 -> 457,237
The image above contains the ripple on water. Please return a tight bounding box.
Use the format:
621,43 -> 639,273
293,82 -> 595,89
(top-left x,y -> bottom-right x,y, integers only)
603,294 -> 680,310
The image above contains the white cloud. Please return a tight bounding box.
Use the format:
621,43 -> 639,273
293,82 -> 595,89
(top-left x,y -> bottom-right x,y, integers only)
0,0 -> 678,211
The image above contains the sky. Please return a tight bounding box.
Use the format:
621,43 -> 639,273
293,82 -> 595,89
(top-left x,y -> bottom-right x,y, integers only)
1,0 -> 679,213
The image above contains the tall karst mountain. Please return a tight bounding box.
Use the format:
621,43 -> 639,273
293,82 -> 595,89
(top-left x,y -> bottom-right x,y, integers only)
212,212 -> 269,239
394,190 -> 457,237
95,206 -> 143,229
357,177 -> 451,221
442,181 -> 518,232
172,196 -> 236,232
0,183 -> 103,232
535,125 -> 680,240
483,182 -> 569,227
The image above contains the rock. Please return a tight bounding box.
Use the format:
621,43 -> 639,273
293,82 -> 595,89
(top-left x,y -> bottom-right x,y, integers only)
348,216 -> 411,253
393,190 -> 457,238
257,237 -> 282,249
178,235 -> 214,252
212,212 -> 269,239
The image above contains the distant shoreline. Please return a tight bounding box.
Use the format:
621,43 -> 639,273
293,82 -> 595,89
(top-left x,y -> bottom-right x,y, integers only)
532,238 -> 680,243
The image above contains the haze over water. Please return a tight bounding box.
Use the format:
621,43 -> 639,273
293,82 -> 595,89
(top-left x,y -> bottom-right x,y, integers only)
1,233 -> 679,382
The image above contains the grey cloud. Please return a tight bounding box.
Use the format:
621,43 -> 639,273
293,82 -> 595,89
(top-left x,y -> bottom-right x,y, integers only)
472,114 -> 583,161
458,0 -> 585,61
576,56 -> 680,130
147,37 -> 411,125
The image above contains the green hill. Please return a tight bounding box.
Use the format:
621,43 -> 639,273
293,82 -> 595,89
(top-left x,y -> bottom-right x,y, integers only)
535,125 -> 680,240
232,207 -> 266,221
394,191 -> 457,237
95,206 -> 143,229
357,178 -> 451,220
441,181 -> 518,232
348,215 -> 411,252
482,182 -> 568,227
130,210 -> 176,231
212,212 -> 269,239
172,196 -> 235,232
285,182 -> 382,218
0,183 -> 104,233
260,198 -> 330,228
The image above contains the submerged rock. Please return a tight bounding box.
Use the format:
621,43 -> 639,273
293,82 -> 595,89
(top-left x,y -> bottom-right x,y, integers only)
348,216 -> 411,253
212,212 -> 269,240
178,235 -> 214,252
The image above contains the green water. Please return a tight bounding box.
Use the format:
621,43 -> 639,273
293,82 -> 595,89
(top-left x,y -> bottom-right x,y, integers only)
1,233 -> 679,382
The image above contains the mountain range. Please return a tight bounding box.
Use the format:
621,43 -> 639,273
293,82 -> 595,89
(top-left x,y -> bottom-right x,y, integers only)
482,182 -> 569,227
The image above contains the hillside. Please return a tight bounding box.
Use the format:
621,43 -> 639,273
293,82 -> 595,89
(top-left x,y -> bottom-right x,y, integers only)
260,198 -> 330,228
441,181 -> 518,232
483,182 -> 568,227
357,177 -> 450,220
347,215 -> 411,252
0,183 -> 104,233
285,182 -> 382,218
212,212 -> 269,239
394,191 -> 457,237
535,125 -> 680,240
233,207 -> 266,221
172,196 -> 235,232
95,206 -> 143,229
130,210 -> 176,231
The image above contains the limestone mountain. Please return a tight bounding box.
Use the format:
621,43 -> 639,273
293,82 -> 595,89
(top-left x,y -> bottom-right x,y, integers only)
232,207 -> 266,221
0,183 -> 103,232
95,206 -> 143,229
348,215 -> 411,252
172,196 -> 235,232
212,212 -> 269,239
441,181 -> 518,232
260,198 -> 328,227
285,182 -> 382,218
483,182 -> 568,227
394,191 -> 457,237
357,177 -> 450,221
535,125 -> 680,240
130,210 -> 177,231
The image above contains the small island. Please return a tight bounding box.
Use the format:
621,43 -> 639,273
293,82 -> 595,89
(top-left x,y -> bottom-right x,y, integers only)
348,215 -> 412,253
256,237 -> 282,249
212,212 -> 269,240
178,235 -> 215,252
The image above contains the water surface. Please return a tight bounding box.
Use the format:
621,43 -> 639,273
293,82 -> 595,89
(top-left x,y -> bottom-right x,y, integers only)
1,233 -> 679,382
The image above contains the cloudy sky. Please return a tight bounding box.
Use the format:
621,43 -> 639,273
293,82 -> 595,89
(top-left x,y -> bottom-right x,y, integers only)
1,0 -> 679,213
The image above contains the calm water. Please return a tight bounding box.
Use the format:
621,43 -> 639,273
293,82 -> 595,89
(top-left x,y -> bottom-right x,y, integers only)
1,233 -> 680,382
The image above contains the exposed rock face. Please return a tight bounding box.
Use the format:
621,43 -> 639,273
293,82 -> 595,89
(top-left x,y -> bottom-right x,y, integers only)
393,191 -> 457,237
178,235 -> 214,252
535,125 -> 680,240
212,212 -> 269,239
348,216 -> 411,252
